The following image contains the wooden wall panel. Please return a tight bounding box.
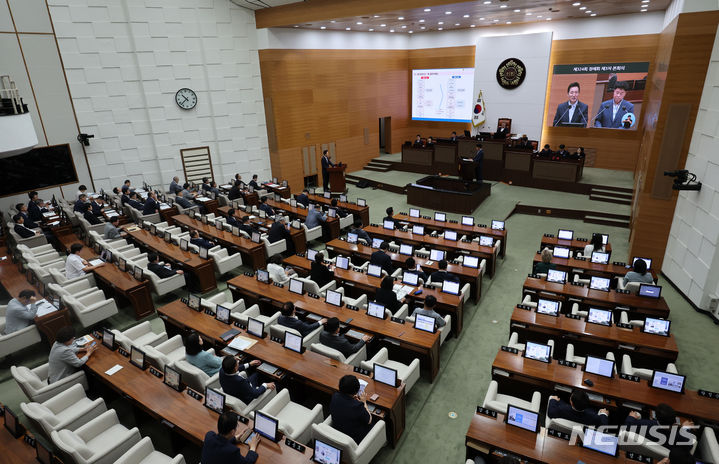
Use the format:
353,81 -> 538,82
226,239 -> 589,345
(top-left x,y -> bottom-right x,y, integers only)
540,34 -> 659,171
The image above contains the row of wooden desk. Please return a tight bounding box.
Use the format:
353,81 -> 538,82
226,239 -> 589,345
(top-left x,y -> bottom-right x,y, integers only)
226,274 -> 442,381
155,300 -> 406,447
264,199 -> 341,240
306,194 -> 370,226
532,252 -> 659,282
540,235 -> 613,255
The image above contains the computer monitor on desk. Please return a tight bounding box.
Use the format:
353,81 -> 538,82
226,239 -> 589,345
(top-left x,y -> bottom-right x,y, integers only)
430,249 -> 445,261
553,247 -> 570,259
523,341 -> 551,363
587,308 -> 612,326
536,298 -> 560,317
589,276 -> 611,292
546,269 -> 567,284
409,208 -> 420,218
557,229 -> 574,240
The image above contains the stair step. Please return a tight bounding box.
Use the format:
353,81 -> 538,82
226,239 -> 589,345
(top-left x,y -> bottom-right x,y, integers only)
369,159 -> 394,165
584,214 -> 630,228
589,194 -> 632,205
364,167 -> 391,172
590,187 -> 633,198
590,185 -> 633,194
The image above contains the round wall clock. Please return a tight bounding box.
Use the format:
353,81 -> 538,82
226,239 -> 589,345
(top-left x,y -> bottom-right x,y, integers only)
175,88 -> 197,110
496,58 -> 527,90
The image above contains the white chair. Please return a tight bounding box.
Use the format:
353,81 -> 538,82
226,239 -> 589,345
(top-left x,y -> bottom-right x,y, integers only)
311,342 -> 367,367
207,245 -> 243,275
572,274 -> 590,286
621,354 -> 677,381
200,292 -> 247,316
339,213 -> 354,231
144,268 -> 186,297
699,427 -> 719,464
62,290 -> 119,327
0,305 -> 42,359
297,276 -> 336,297
17,243 -> 55,256
406,314 -> 452,345
217,373 -> 277,417
341,293 -> 368,310
507,334 -> 555,357
360,347 -> 420,394
173,356 -> 220,393
20,384 -> 106,437
262,236 -> 286,258
482,380 -> 541,414
619,311 -> 644,328
618,280 -> 654,293
11,363 -> 88,403
302,223 -> 323,243
110,321 -> 168,352
618,428 -> 697,460
570,302 -> 588,318
49,268 -> 97,287
22,249 -> 64,266
311,416 -> 386,464
27,261 -> 65,285
257,389 -> 324,444
565,344 -> 614,367
142,335 -> 185,370
270,323 -> 322,348
229,305 -> 280,335
51,409 -> 142,464
114,437 -> 186,464
48,281 -> 98,300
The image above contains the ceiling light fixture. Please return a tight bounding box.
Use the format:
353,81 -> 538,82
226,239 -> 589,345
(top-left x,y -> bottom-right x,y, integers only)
420,26 -> 426,29
373,15 -> 379,18
419,19 -> 425,22
356,21 -> 362,24
409,30 -> 413,33
402,25 -> 407,28
546,17 -> 552,20
471,24 -> 476,27
641,8 -> 647,11
330,20 -> 335,23
438,21 -> 444,24
579,6 -> 586,10
345,27 -> 351,30
500,4 -> 507,8
424,8 -> 431,12
514,9 -> 520,12
590,13 -> 596,16
398,16 -> 404,20
390,29 -> 395,32
445,11 -> 452,14
526,12 -> 532,15
369,28 -> 374,31
380,23 -> 386,26
585,10 -> 591,13
506,21 -> 512,24
455,23 -> 460,26
463,14 -> 469,18
320,26 -> 326,29
483,1 -> 491,4
572,2 -> 581,5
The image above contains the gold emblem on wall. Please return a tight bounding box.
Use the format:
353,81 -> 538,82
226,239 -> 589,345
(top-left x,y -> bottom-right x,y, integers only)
496,58 -> 527,90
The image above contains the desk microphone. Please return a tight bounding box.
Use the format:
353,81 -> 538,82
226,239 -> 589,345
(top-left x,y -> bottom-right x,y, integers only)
589,105 -> 608,127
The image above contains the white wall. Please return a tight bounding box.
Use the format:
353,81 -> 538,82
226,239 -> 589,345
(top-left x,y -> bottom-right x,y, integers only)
662,25 -> 719,310
664,0 -> 719,28
0,0 -> 93,213
472,32 -> 553,139
47,0 -> 271,192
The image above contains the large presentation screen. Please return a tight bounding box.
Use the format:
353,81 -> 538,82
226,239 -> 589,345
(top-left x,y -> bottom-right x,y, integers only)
546,62 -> 649,130
412,68 -> 475,123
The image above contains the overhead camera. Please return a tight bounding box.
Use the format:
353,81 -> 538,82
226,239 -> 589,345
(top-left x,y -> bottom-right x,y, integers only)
664,170 -> 702,191
77,133 -> 94,146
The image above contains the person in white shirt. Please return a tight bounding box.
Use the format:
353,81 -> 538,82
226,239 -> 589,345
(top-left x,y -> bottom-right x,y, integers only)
266,255 -> 296,284
65,243 -> 104,280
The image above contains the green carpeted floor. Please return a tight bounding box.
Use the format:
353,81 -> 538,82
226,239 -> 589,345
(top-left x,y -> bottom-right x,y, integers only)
1,167 -> 717,464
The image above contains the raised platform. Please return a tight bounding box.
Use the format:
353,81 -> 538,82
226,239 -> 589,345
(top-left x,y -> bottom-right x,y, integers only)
406,176 -> 491,214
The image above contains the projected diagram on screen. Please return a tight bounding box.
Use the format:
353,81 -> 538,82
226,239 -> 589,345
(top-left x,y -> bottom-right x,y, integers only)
412,68 -> 474,123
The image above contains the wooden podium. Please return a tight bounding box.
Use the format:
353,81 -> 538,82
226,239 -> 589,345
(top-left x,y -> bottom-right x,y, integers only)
327,164 -> 347,193
459,159 -> 476,181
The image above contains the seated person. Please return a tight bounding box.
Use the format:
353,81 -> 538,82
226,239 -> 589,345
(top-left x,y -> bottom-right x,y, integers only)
190,230 -> 215,249
267,255 -> 297,284
76,184 -> 88,199
121,179 -> 132,194
305,207 -> 326,229
82,203 -> 102,225
329,375 -> 373,445
208,181 -> 221,197
4,289 -> 38,335
350,219 -> 371,244
383,207 -> 394,223
142,191 -> 160,215
405,257 -> 428,283
228,180 -> 243,201
202,411 -> 260,464
258,197 -> 275,216
547,390 -> 609,427
413,134 -> 422,147
370,241 -> 394,275
219,356 -> 275,405
224,208 -> 240,228
278,301 -> 326,338
169,176 -> 182,195
410,295 -> 446,327
48,326 -> 97,384
573,146 -> 586,159
623,258 -> 654,286
126,192 -> 144,211
625,403 -> 696,452
181,183 -> 196,200
319,317 -> 370,358
234,174 -> 246,189
533,248 -> 555,274
15,203 -> 39,229
310,251 -> 334,288
426,136 -> 435,146
248,174 -> 260,190
296,189 -> 310,207
556,144 -> 570,158
268,216 -> 295,254
494,121 -> 509,139
89,197 -> 104,217
450,131 -> 458,142
237,216 -> 254,237
201,177 -> 212,192
174,190 -> 195,210
147,252 -> 184,278
65,243 -> 104,280
27,191 -> 48,223
185,332 -> 222,376
428,259 -> 458,284
539,144 -> 553,157
375,275 -> 402,313
73,194 -> 87,212
330,198 -> 348,218
517,135 -> 532,149
12,214 -> 39,239
583,233 -> 605,257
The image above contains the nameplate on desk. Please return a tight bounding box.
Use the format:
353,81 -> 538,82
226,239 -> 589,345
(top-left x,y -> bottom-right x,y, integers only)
547,428 -> 571,440
273,282 -> 284,288
620,373 -> 641,383
233,321 -> 246,329
390,316 -> 406,324
370,223 -> 379,227
149,367 -> 163,378
187,389 -> 203,401
575,256 -> 587,261
616,289 -> 631,294
576,238 -> 588,242
346,305 -> 359,311
517,304 -> 533,311
478,224 -> 487,228
204,309 -> 214,315
543,233 -> 555,238
307,292 -> 320,299
626,452 -> 654,463
616,322 -> 634,329
238,414 -> 249,424
613,261 -> 627,267
270,336 -> 283,344
698,389 -> 719,399
92,330 -> 102,339
570,282 -> 584,287
117,347 -> 130,357
461,239 -> 472,243
161,420 -> 175,429
422,216 -> 432,220
500,345 -> 519,354
285,438 -> 306,453
353,366 -> 371,376
558,360 -> 577,368
565,313 -> 582,320
475,406 -> 497,418
449,220 -> 458,224
180,297 -> 189,305
244,271 -> 254,277
23,435 -> 36,447
527,273 -> 540,279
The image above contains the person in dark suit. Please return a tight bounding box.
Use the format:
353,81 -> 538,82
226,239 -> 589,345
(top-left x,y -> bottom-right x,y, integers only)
219,356 -> 275,405
234,174 -> 247,189
13,214 -> 38,239
74,194 -> 87,212
228,180 -> 243,201
249,174 -> 260,190
594,82 -> 635,129
142,191 -> 160,215
426,136 -> 435,146
27,191 -> 47,223
473,143 -> 484,184
126,192 -> 144,211
169,176 -> 182,195
278,301 -> 326,338
624,404 -> 696,452
201,177 -> 212,192
237,216 -> 255,237
329,375 -> 373,445
15,203 -> 39,229
517,135 -> 532,149
174,190 -> 194,210
450,131 -> 458,142
404,257 -> 428,283
201,411 -> 260,464
121,179 -> 131,194
258,197 -> 275,216
330,198 -> 348,218
310,251 -> 334,288
376,276 -> 401,313
429,260 -> 458,284
225,208 -> 241,228
413,134 -> 422,147
556,144 -> 570,158
547,390 -> 609,427
539,144 -> 553,157
190,230 -> 214,249
383,207 -> 394,223
147,252 -> 184,278
89,197 -> 104,217
268,216 -> 294,254
494,121 -> 509,139
370,241 -> 394,275
553,82 -> 589,127
350,219 -> 371,244
82,203 -> 102,225
320,317 -> 370,358
321,149 -> 335,192
296,189 -> 310,207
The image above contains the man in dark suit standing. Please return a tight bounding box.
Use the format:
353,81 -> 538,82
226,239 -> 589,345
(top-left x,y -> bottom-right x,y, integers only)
321,149 -> 334,192
329,375 -> 373,445
320,317 -> 370,358
553,82 -> 589,127
278,302 -> 326,338
201,412 -> 260,464
219,356 -> 275,405
370,241 -> 394,275
548,390 -> 609,427
142,191 -> 160,215
594,82 -> 635,128
473,143 -> 484,184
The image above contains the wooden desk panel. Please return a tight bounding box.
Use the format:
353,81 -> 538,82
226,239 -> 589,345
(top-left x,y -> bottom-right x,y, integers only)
533,159 -> 581,182
156,300 -> 406,446
261,182 -> 291,199
265,199 -> 341,240
324,238 -> 482,303
541,236 -> 613,255
124,226 -> 217,293
307,194 -> 370,225
214,207 -> 306,256
522,277 -> 669,319
532,253 -> 658,281
491,349 -> 719,423
226,274 -> 441,381
401,146 -> 433,166
509,307 -> 678,363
